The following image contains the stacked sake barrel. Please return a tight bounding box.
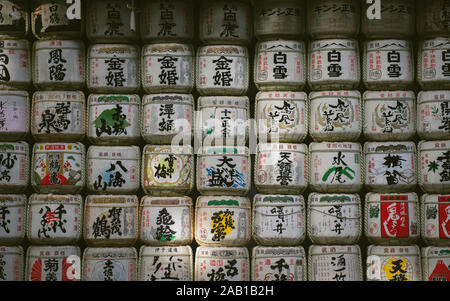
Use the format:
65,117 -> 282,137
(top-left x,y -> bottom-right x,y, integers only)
0,0 -> 30,282
305,0 -> 363,281
193,0 -> 252,282
415,0 -> 450,282
359,0 -> 423,281
251,0 -> 308,282
138,0 -> 195,282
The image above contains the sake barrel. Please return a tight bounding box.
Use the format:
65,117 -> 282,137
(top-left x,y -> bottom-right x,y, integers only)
364,141 -> 417,192
31,90 -> 85,142
140,0 -> 194,43
362,39 -> 414,90
140,196 -> 193,246
417,38 -> 450,90
87,94 -> 141,145
141,145 -> 194,196
31,0 -> 84,39
361,0 -> 415,38
0,0 -> 28,39
254,0 -> 305,40
87,44 -> 140,93
416,0 -> 450,38
366,244 -> 422,281
421,194 -> 450,246
307,0 -> 360,38
0,39 -> 30,90
86,0 -> 139,43
82,247 -> 137,281
255,143 -> 308,194
198,0 -> 252,45
254,40 -> 306,91
32,40 -> 85,90
418,140 -> 450,193
139,245 -> 193,281
195,196 -> 251,247
142,43 -> 194,93
27,193 -> 83,245
194,246 -> 250,281
252,194 -> 305,246
251,246 -> 307,281
196,146 -> 250,196
309,142 -> 362,193
196,96 -> 249,147
196,45 -> 249,96
417,91 -> 450,140
308,244 -> 363,281
307,193 -> 361,245
363,90 -> 416,141
307,39 -> 360,90
0,194 -> 26,245
309,90 -> 361,141
141,93 -> 193,145
31,142 -> 85,194
0,246 -> 23,281
0,90 -> 29,141
421,246 -> 450,281
255,91 -> 308,143
0,141 -> 29,193
365,192 -> 420,245
83,195 -> 138,247
86,145 -> 140,194
25,245 -> 81,281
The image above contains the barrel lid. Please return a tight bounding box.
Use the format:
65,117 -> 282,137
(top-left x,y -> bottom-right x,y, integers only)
253,194 -> 304,205
198,146 -> 248,155
34,40 -> 84,49
143,43 -> 193,54
310,39 -> 358,50
365,39 -> 410,50
252,246 -> 305,258
0,194 -> 26,204
196,196 -> 251,208
421,194 -> 450,204
83,247 -> 137,259
0,39 -> 29,49
140,195 -> 193,207
197,45 -> 247,55
0,245 -> 23,255
140,245 -> 193,257
0,90 -> 29,97
308,244 -> 361,255
420,37 -> 450,49
33,90 -> 84,102
143,144 -> 193,155
309,90 -> 361,99
258,143 -> 307,153
0,141 -> 28,153
363,90 -> 415,100
29,193 -> 82,204
365,192 -> 418,203
27,245 -> 80,258
256,40 -> 304,51
308,193 -> 360,205
89,44 -> 139,56
419,140 -> 450,151
88,94 -> 140,104
197,96 -> 249,108
421,246 -> 450,259
195,246 -> 249,258
33,142 -> 84,153
367,244 -> 420,256
309,141 -> 361,152
418,90 -> 450,103
88,145 -> 140,159
256,91 -> 307,101
364,141 -> 416,153
143,93 -> 194,105
85,194 -> 138,206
